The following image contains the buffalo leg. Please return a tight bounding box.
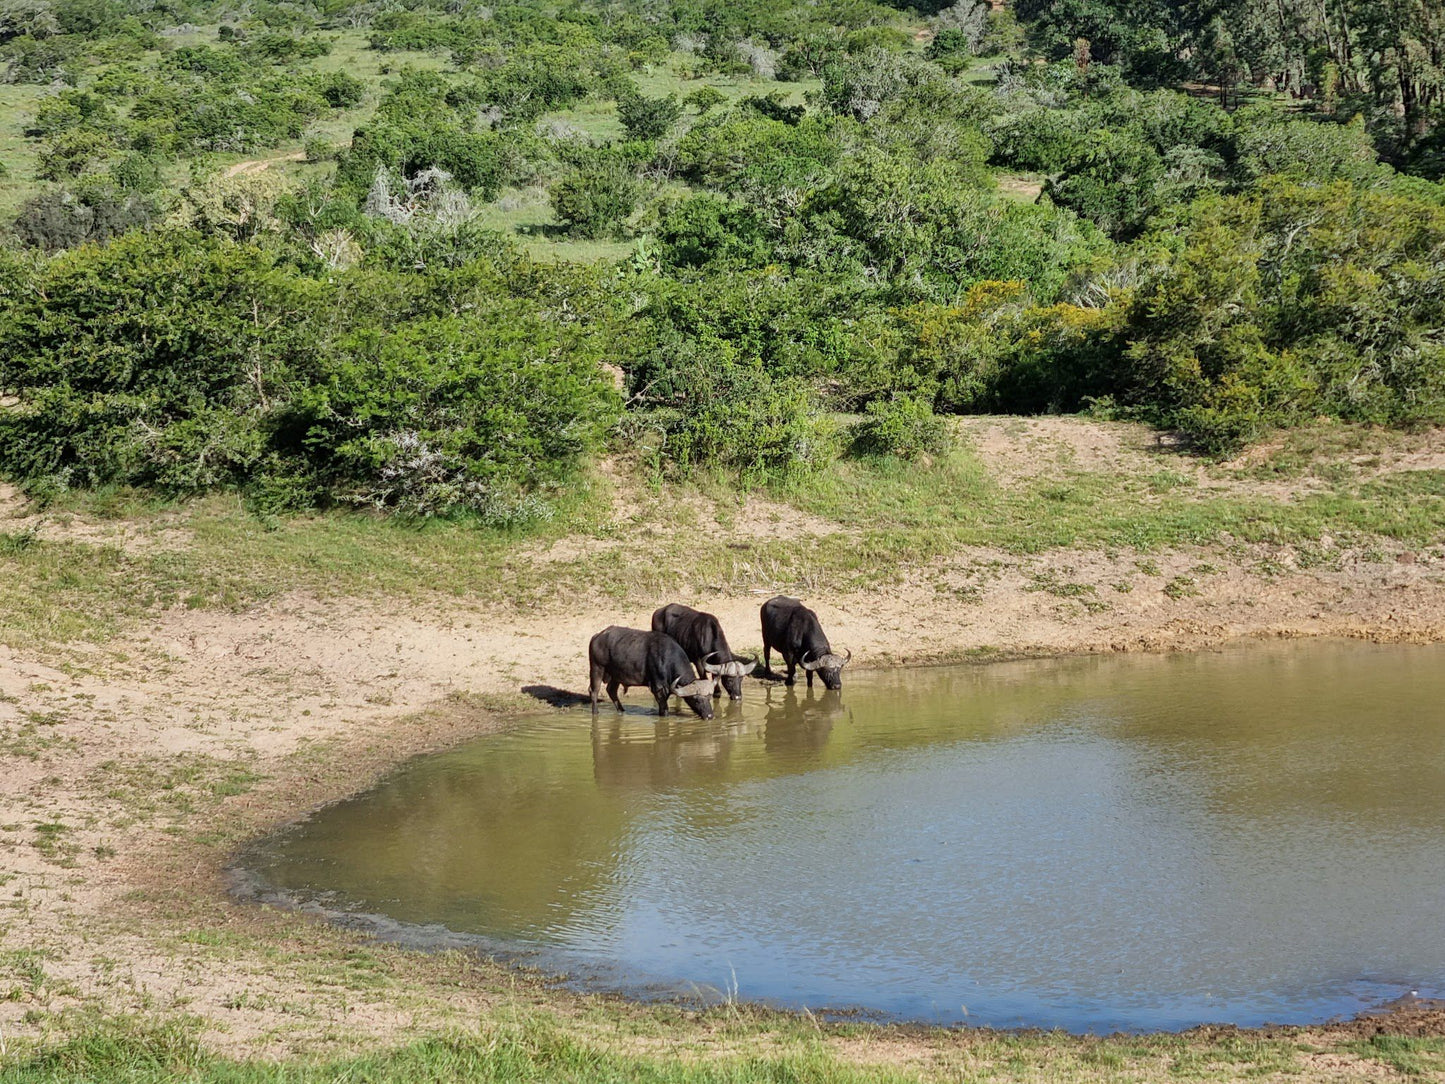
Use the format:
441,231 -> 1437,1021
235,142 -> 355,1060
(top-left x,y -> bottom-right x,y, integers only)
784,652 -> 796,687
607,681 -> 624,712
653,687 -> 669,716
590,665 -> 603,713
763,642 -> 772,676
806,667 -> 814,689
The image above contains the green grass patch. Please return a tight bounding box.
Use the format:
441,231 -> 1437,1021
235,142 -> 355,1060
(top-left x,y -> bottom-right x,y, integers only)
0,1015 -> 926,1084
1347,1035 -> 1445,1076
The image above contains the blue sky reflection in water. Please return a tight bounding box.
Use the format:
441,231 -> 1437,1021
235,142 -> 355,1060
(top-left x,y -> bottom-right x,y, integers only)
245,641 -> 1445,1032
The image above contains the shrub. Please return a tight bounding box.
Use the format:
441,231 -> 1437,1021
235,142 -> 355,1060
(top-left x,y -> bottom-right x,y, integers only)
315,70 -> 365,109
655,193 -> 770,268
1045,129 -> 1163,238
550,161 -> 641,239
0,232 -> 621,515
0,232 -> 314,488
616,90 -> 682,141
287,313 -> 619,516
926,27 -> 973,74
849,396 -> 952,459
656,363 -> 838,484
11,187 -> 155,251
684,85 -> 727,114
304,135 -> 335,162
1232,111 -> 1387,188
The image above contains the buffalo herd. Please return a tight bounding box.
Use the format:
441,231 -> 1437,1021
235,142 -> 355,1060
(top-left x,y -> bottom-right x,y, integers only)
588,596 -> 851,718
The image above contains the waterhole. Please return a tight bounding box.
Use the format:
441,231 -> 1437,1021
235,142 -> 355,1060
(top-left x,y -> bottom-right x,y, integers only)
239,641 -> 1445,1032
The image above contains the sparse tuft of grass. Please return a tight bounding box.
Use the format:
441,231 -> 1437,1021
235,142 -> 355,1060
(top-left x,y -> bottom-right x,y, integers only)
1163,575 -> 1200,599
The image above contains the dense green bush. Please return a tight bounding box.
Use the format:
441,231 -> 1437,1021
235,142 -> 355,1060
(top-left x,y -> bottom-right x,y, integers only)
0,232 -> 621,517
645,352 -> 838,484
0,233 -> 314,489
284,312 -> 619,515
11,186 -> 156,250
2,0 -> 1444,514
654,193 -> 771,268
849,396 -> 952,459
550,160 -> 641,238
616,90 -> 683,141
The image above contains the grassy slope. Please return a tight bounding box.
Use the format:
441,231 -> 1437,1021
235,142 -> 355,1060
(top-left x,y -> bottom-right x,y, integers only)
5,421 -> 1444,651
0,28 -> 816,257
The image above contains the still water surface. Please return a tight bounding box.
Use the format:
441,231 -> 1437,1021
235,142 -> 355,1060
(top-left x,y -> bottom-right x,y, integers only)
243,642 -> 1445,1031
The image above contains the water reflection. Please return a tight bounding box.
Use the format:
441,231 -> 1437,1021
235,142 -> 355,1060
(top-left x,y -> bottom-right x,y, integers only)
243,642 -> 1445,1032
591,713 -> 745,789
761,686 -> 847,762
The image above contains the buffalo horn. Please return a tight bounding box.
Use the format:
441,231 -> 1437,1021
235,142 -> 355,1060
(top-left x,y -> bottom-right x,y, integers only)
703,652 -> 760,678
673,675 -> 716,698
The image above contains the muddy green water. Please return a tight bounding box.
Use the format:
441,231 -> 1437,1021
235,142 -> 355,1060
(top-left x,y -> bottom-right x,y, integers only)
242,642 -> 1445,1032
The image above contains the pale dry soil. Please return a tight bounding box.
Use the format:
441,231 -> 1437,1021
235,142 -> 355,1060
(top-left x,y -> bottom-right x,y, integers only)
3,417 -> 1445,1078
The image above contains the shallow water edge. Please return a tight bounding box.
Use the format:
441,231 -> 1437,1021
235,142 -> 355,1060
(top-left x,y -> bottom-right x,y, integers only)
231,639 -> 1445,1035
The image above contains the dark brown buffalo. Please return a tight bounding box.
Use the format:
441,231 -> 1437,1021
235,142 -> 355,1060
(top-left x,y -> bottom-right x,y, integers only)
588,626 -> 716,718
760,595 -> 851,690
650,603 -> 758,700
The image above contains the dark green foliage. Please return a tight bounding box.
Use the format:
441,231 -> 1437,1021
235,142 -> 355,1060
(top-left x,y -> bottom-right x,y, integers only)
0,233 -> 314,490
641,350 -> 838,485
925,27 -> 973,74
655,194 -> 770,268
682,86 -> 726,116
550,160 -> 641,238
472,45 -> 599,120
367,12 -> 487,53
1045,129 -> 1164,237
314,70 -> 365,109
1232,112 -> 1388,187
342,122 -> 507,200
616,89 -> 683,141
285,312 -> 618,515
674,111 -> 841,194
0,233 -> 620,518
11,188 -> 156,251
849,396 -> 951,459
1113,179 -> 1445,450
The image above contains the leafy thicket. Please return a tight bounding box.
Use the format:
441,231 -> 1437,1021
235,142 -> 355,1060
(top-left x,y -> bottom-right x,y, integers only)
0,232 -> 620,518
1,0 -> 1443,515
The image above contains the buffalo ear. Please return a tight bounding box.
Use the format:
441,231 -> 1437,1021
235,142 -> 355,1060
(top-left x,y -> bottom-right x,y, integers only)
739,658 -> 758,677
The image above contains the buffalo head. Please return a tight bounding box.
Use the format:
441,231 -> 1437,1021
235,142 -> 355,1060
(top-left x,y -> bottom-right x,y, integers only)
800,648 -> 851,691
702,652 -> 759,701
672,673 -> 717,719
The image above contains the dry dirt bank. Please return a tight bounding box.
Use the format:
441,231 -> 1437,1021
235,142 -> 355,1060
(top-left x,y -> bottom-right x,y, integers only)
3,417 -> 1445,1072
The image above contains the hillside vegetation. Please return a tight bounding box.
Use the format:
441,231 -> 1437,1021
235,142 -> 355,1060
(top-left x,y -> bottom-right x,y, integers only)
0,0 -> 1442,522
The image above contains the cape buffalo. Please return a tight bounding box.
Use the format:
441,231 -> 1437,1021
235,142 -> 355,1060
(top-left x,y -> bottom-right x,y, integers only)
651,603 -> 758,700
760,595 -> 851,690
588,626 -> 716,718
